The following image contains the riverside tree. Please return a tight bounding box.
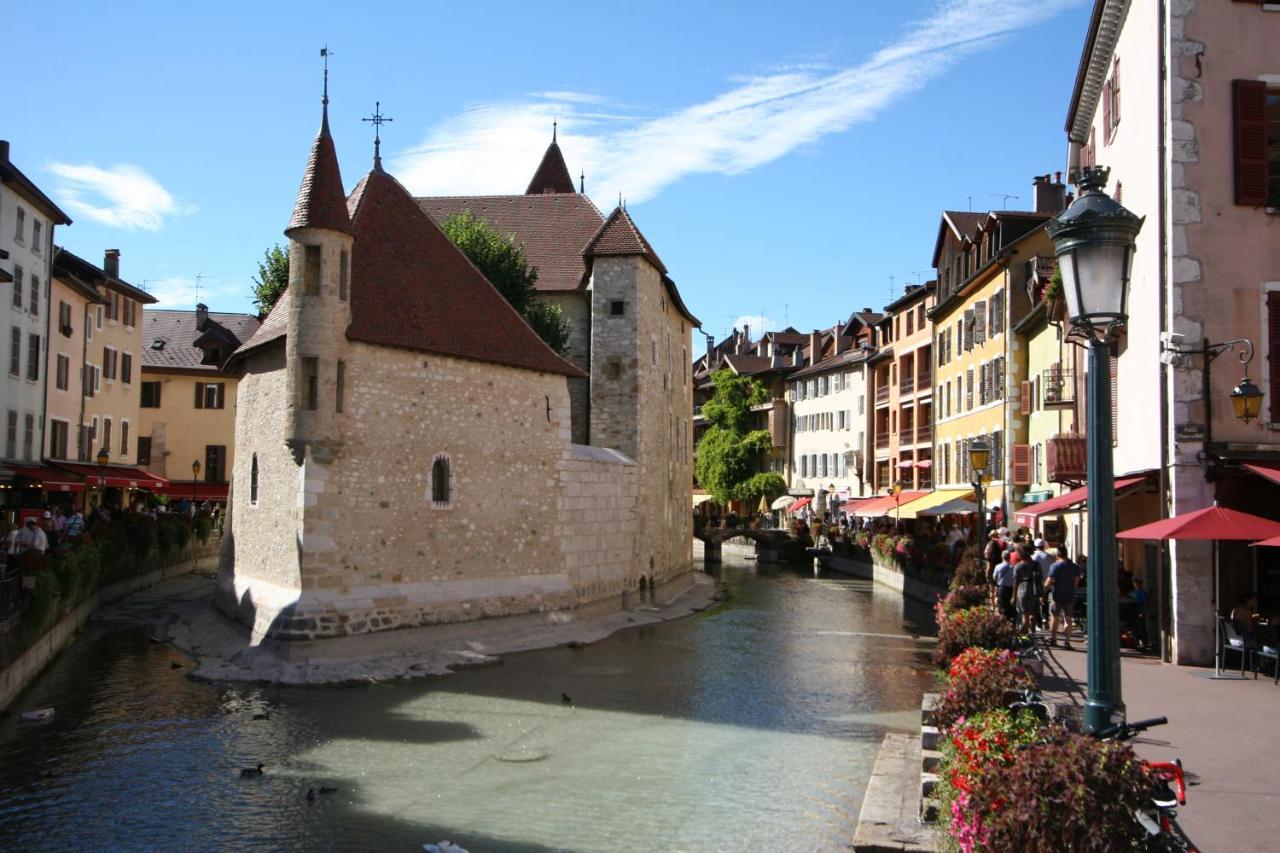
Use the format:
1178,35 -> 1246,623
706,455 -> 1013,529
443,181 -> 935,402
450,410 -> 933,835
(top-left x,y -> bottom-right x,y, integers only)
441,211 -> 571,355
694,369 -> 787,507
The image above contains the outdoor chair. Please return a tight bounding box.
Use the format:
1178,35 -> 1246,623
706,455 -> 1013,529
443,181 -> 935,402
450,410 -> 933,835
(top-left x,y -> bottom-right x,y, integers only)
1253,625 -> 1279,685
1219,616 -> 1252,676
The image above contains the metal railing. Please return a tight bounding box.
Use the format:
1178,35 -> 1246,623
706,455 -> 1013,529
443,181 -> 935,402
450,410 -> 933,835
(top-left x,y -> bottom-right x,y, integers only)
1043,365 -> 1074,405
875,384 -> 890,404
916,423 -> 933,444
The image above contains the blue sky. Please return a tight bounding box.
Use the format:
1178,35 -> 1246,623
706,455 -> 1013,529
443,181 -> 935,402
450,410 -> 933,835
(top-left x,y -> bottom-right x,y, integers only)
7,0 -> 1091,343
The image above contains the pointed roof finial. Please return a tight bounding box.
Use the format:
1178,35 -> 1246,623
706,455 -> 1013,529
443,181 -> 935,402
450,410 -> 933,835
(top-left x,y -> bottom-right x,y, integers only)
525,129 -> 576,194
362,101 -> 394,172
553,119 -> 558,143
618,192 -> 622,209
320,46 -> 333,130
580,170 -> 585,194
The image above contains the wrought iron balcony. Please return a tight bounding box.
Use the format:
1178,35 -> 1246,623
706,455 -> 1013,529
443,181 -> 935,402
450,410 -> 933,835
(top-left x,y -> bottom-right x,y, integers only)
1042,364 -> 1075,407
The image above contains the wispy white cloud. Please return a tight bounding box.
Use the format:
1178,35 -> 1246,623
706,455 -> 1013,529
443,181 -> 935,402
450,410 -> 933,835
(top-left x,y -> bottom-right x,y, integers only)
140,276 -> 244,310
48,162 -> 192,231
392,0 -> 1083,205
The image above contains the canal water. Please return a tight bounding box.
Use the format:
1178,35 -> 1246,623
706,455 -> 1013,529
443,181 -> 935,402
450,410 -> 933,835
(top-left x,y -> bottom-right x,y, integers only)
0,555 -> 936,852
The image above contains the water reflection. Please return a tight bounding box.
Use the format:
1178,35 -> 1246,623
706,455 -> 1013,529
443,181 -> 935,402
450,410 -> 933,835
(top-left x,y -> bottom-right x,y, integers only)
0,557 -> 935,851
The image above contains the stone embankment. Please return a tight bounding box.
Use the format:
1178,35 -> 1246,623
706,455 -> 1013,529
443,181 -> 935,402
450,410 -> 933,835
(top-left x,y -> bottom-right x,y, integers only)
162,570 -> 715,685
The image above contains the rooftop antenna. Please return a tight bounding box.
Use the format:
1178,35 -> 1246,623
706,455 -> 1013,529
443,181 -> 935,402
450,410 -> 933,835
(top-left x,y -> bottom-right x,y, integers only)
194,272 -> 208,303
967,195 -> 972,212
888,273 -> 895,302
362,101 -> 394,171
989,192 -> 1020,208
782,303 -> 790,327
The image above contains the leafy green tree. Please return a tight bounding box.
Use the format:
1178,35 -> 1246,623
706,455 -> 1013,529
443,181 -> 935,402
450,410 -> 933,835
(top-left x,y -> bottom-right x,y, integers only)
251,244 -> 290,318
441,212 -> 570,355
695,369 -> 788,506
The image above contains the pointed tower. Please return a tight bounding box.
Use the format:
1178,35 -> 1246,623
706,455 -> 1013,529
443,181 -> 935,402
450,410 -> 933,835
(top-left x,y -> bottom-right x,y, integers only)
525,123 -> 577,195
283,78 -> 354,466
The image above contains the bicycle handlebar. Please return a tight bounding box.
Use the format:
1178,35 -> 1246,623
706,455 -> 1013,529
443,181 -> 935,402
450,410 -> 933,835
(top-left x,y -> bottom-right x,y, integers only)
1092,716 -> 1168,741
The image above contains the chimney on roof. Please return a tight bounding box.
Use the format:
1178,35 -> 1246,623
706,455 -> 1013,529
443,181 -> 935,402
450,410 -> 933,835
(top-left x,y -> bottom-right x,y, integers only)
834,323 -> 845,355
1033,173 -> 1066,214
195,303 -> 209,330
0,140 -> 9,162
742,324 -> 751,353
705,333 -> 715,367
862,307 -> 871,313
103,249 -> 120,279
809,330 -> 820,365
792,347 -> 801,367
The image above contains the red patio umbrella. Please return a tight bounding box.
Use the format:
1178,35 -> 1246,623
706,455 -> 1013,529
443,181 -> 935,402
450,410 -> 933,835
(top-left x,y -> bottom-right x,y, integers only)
1118,504 -> 1280,675
1252,535 -> 1280,548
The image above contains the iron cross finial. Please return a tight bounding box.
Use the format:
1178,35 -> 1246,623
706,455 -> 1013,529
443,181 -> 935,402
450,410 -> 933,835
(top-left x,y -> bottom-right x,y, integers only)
362,101 -> 394,171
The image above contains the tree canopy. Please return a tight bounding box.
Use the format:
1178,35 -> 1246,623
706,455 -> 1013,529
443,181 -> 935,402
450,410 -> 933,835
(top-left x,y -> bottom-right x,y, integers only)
441,212 -> 570,355
251,244 -> 290,319
694,369 -> 787,506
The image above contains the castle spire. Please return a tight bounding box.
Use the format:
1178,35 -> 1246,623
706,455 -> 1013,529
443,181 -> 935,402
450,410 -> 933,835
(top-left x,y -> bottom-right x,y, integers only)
285,51 -> 352,235
362,101 -> 393,173
525,126 -> 576,195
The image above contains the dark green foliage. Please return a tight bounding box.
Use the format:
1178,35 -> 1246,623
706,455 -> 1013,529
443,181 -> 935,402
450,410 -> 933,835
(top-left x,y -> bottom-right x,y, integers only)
251,244 -> 290,318
694,369 -> 779,505
933,604 -> 1017,668
950,546 -> 987,589
962,734 -> 1152,851
941,584 -> 989,614
440,212 -> 570,355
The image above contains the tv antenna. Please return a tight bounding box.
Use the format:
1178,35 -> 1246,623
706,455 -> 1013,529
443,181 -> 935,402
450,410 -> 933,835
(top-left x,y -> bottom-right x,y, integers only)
989,192 -> 1020,208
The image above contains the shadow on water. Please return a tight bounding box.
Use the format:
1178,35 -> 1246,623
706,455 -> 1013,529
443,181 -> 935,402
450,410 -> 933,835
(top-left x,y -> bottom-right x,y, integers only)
0,555 -> 937,851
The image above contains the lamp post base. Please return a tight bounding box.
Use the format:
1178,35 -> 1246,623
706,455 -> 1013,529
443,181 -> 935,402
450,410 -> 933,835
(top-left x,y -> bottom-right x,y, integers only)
1083,697 -> 1126,733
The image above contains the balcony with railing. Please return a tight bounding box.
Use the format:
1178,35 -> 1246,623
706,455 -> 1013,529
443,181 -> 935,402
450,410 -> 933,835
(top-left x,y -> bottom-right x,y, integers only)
915,422 -> 933,444
1042,364 -> 1075,407
899,373 -> 915,395
875,383 -> 890,406
915,367 -> 932,391
875,432 -> 890,450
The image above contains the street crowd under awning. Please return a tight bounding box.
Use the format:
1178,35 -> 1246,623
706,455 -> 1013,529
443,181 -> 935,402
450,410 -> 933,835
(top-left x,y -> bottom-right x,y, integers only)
851,491 -> 928,518
895,488 -> 973,519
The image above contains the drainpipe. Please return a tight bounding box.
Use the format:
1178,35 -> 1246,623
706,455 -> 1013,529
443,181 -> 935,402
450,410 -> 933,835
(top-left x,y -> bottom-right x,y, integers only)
1156,0 -> 1172,662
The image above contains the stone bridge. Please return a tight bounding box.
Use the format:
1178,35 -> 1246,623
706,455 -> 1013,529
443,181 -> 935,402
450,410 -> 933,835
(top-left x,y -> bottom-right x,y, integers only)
694,528 -> 793,563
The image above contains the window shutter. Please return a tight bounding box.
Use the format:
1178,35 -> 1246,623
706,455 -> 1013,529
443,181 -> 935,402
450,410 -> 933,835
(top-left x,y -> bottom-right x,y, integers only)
1020,380 -> 1033,415
1233,79 -> 1269,206
1012,444 -> 1032,486
195,382 -> 205,409
1112,58 -> 1120,126
964,309 -> 975,351
1269,292 -> 1280,422
974,301 -> 987,343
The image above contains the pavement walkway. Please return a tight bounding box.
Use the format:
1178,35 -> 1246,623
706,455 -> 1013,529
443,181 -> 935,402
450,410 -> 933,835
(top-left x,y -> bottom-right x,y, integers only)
1038,638 -> 1280,850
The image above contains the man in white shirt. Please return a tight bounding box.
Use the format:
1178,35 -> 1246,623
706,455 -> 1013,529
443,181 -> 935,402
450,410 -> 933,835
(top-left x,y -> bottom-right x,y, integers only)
15,519 -> 48,554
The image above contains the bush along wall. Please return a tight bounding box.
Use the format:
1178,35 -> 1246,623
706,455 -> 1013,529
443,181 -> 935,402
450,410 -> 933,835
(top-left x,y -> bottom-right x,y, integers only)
17,513 -> 207,644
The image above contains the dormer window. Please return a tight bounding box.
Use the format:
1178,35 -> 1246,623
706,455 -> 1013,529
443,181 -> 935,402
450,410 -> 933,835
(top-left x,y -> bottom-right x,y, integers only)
151,339 -> 165,350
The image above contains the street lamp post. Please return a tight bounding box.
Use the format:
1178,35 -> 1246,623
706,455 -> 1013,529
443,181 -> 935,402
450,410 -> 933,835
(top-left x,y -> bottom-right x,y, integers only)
968,438 -> 990,547
96,447 -> 110,510
1047,165 -> 1145,734
191,459 -> 201,510
890,481 -> 903,528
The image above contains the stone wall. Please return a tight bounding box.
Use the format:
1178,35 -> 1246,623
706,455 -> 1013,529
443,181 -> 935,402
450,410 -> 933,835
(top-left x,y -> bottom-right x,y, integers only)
221,340 -> 651,640
539,290 -> 590,445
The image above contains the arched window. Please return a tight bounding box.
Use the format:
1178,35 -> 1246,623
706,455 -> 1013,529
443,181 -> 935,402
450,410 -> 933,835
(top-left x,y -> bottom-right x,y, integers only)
429,454 -> 453,508
250,453 -> 259,504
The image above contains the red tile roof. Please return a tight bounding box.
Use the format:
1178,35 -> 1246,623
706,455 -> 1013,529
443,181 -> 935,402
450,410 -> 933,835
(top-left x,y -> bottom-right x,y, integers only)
343,166 -> 583,378
230,289 -> 290,361
143,309 -> 260,371
525,140 -> 577,195
418,193 -> 604,292
583,207 -> 668,273
286,112 -> 353,235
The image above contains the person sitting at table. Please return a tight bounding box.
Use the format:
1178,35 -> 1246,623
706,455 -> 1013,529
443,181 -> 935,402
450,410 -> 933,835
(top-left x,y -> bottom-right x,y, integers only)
1230,592 -> 1260,643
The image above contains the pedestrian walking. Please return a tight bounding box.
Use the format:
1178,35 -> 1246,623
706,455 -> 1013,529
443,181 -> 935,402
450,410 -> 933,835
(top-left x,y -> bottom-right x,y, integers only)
1044,546 -> 1082,649
1013,544 -> 1043,635
15,518 -> 48,555
992,549 -> 1017,623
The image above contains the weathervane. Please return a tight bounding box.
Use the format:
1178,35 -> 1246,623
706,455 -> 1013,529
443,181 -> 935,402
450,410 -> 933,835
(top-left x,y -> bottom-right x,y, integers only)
320,46 -> 332,108
362,101 -> 394,170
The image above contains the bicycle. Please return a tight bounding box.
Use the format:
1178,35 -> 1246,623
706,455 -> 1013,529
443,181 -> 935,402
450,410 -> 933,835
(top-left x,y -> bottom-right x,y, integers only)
1091,717 -> 1198,852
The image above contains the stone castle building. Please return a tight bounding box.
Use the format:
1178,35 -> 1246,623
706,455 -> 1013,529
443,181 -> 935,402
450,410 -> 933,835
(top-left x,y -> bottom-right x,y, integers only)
216,95 -> 697,641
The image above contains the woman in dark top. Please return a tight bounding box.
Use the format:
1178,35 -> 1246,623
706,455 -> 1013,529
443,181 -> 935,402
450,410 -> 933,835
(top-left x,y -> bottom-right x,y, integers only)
1014,544 -> 1044,635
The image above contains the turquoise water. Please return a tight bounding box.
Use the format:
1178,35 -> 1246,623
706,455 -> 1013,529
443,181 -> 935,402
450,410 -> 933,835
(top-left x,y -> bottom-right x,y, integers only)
0,557 -> 935,851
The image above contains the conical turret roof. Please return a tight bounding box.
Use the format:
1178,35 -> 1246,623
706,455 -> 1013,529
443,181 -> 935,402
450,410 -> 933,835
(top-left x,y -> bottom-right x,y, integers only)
525,136 -> 576,195
286,110 -> 353,235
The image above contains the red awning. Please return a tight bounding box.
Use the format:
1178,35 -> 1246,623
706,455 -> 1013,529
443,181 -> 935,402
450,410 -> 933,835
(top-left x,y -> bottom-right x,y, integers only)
9,465 -> 86,493
161,482 -> 229,501
1117,505 -> 1280,541
916,459 -> 933,469
853,490 -> 929,517
50,462 -> 170,490
1244,463 -> 1280,486
787,497 -> 812,513
1012,476 -> 1148,528
1255,535 -> 1280,548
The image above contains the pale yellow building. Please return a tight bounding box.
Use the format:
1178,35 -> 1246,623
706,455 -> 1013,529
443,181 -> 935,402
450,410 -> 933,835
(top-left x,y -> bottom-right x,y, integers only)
137,304 -> 259,503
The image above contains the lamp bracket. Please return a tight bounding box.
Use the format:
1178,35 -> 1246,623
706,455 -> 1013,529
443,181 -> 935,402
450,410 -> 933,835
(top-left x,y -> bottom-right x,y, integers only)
1161,336 -> 1254,369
